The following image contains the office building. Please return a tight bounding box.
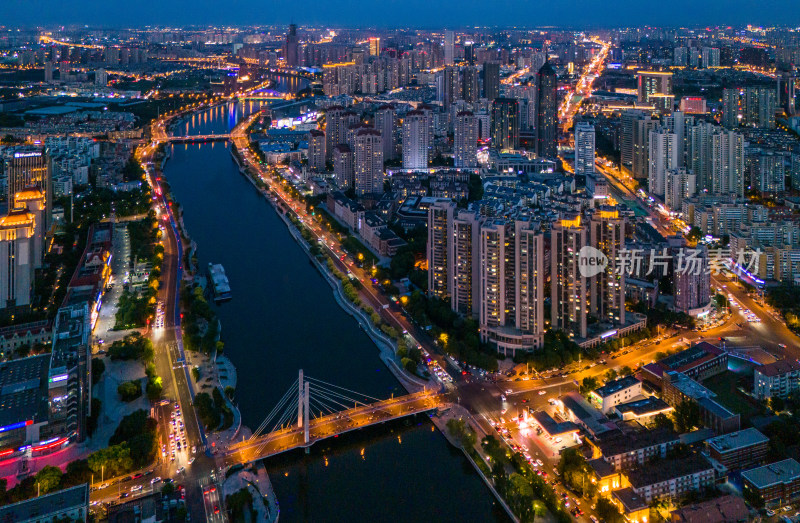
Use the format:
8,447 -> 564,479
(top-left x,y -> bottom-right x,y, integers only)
402,110 -> 430,169
680,96 -> 707,114
753,359 -> 800,400
491,97 -> 520,151
535,61 -> 558,158
308,129 -> 326,172
574,122 -> 595,176
5,149 -> 51,226
454,111 -> 478,168
742,459 -> 800,507
374,105 -> 397,161
706,428 -> 770,471
283,24 -> 299,67
353,129 -> 384,196
483,61 -> 500,101
620,110 -> 647,175
444,30 -> 455,65
551,215 -> 588,339
0,208 -> 36,310
368,37 -> 381,57
637,71 -> 673,103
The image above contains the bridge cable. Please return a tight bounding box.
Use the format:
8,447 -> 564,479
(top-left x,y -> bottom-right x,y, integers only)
250,378 -> 299,440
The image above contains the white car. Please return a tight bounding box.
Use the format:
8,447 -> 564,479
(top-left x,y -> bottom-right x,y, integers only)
130,484 -> 143,492
538,390 -> 546,395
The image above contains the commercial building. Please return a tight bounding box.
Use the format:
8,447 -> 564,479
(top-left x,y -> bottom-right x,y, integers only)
637,71 -> 673,104
589,375 -> 643,414
0,208 -> 37,310
614,396 -> 673,424
643,342 -> 728,385
705,427 -> 769,472
742,458 -> 800,507
0,483 -> 89,522
753,359 -> 800,400
574,122 -> 595,176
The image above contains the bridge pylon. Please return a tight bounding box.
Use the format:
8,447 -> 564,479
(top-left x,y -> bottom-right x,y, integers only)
298,369 -> 304,428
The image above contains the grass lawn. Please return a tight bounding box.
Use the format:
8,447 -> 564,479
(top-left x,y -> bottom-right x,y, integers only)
703,372 -> 760,421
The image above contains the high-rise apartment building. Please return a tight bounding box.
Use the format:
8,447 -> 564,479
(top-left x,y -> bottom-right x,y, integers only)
308,130 -> 326,172
483,62 -> 500,101
535,61 -> 558,158
442,66 -> 461,109
427,200 -> 456,299
648,127 -> 679,197
353,129 -> 384,196
674,244 -> 711,314
633,117 -> 658,183
374,105 -> 397,160
551,215 -> 589,339
574,122 -> 596,176
368,37 -> 381,57
589,209 -> 626,325
461,66 -> 480,104
711,129 -> 745,197
620,110 -> 647,175
491,97 -> 520,151
332,144 -> 354,189
452,210 -> 481,318
702,47 -> 720,68
325,106 -> 359,159
454,111 -> 478,168
722,87 -> 777,129
402,110 -> 430,169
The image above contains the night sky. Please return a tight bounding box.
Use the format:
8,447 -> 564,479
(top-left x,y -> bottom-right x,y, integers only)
3,0 -> 800,28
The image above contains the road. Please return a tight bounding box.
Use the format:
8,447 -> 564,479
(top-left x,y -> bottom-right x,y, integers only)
222,391 -> 443,466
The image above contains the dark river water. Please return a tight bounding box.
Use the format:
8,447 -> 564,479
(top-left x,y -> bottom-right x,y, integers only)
162,80 -> 508,522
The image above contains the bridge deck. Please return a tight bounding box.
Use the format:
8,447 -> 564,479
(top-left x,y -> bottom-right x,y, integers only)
221,391 -> 444,466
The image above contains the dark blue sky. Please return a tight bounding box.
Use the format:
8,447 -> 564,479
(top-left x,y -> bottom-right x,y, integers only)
4,0 -> 800,28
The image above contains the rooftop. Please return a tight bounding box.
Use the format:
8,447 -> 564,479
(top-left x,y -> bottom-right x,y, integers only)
592,375 -> 641,399
755,359 -> 800,378
530,411 -> 579,437
626,454 -> 713,488
669,494 -> 750,523
0,354 -> 50,427
659,342 -> 724,373
0,483 -> 88,521
612,487 -> 649,512
706,428 -> 769,454
596,427 -> 679,457
614,396 -> 673,418
742,459 -> 800,489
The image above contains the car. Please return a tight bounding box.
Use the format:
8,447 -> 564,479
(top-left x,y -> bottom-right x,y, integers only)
214,505 -> 220,514
536,459 -> 543,466
766,508 -> 776,516
555,437 -> 563,443
538,390 -> 546,395
505,389 -> 512,395
151,477 -> 162,485
119,492 -> 129,499
590,517 -> 599,523
132,473 -> 143,480
163,478 -> 174,484
177,466 -> 185,474
131,484 -> 143,493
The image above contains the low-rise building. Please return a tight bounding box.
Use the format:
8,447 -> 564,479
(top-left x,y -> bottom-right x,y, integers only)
611,487 -> 650,523
591,427 -> 680,471
642,342 -> 728,386
669,494 -> 749,522
753,359 -> 800,400
705,427 -> 769,472
624,454 -> 715,503
742,458 -> 800,507
560,392 -> 615,437
589,375 -> 643,413
0,483 -> 88,522
614,396 -> 674,424
588,457 -> 627,494
661,371 -> 740,434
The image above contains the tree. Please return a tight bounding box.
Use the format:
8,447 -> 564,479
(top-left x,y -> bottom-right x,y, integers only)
34,466 -> 63,495
687,226 -> 703,243
596,497 -> 624,523
604,368 -> 618,383
652,413 -> 674,431
146,376 -> 163,401
579,376 -> 598,395
92,357 -> 106,384
672,400 -> 701,433
117,380 -> 142,402
770,396 -> 786,413
192,367 -> 201,382
620,365 -> 633,377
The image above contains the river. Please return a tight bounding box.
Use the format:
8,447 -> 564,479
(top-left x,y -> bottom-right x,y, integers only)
162,80 -> 508,522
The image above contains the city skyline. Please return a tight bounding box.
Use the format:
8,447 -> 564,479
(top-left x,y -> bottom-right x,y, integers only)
4,0 -> 800,28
